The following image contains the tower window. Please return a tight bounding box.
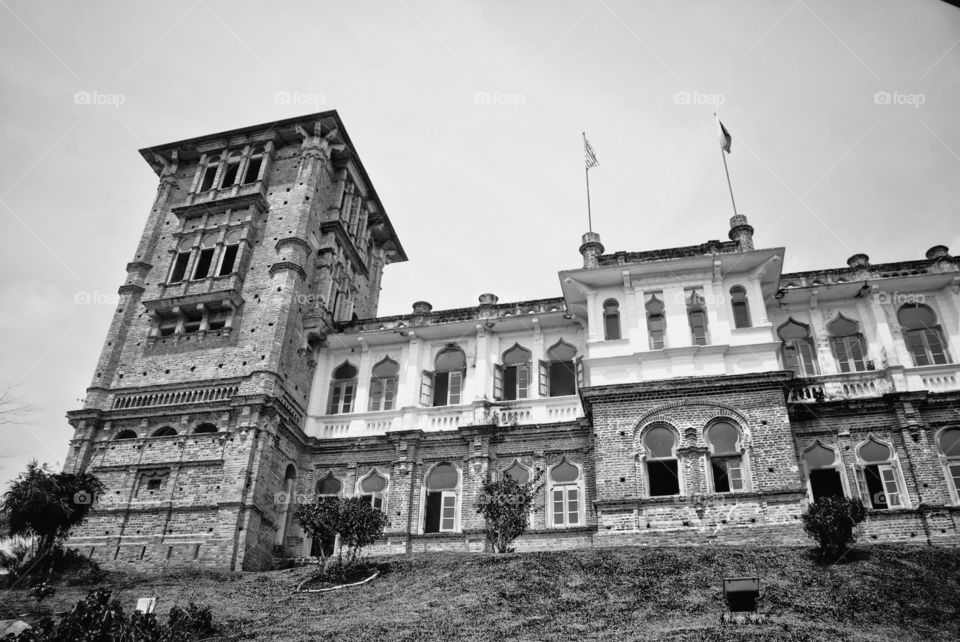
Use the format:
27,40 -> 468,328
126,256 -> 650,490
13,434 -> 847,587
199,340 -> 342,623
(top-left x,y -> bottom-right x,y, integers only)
646,294 -> 666,349
169,252 -> 190,284
603,299 -> 621,340
217,230 -> 242,277
424,463 -> 459,533
730,286 -> 751,328
199,164 -> 219,192
369,357 -> 399,412
778,318 -> 819,377
539,340 -> 580,397
242,145 -> 265,184
220,150 -> 243,188
643,424 -> 680,497
827,315 -> 868,372
495,344 -> 531,401
898,304 -> 951,366
328,362 -> 358,414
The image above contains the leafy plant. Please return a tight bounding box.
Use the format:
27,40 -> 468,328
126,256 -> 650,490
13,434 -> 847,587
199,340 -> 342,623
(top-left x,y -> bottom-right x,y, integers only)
802,496 -> 868,560
295,496 -> 388,571
476,470 -> 543,553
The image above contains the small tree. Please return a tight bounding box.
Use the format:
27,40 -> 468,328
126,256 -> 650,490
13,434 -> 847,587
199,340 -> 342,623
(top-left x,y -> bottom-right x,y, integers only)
295,496 -> 388,571
1,461 -> 104,568
476,470 -> 543,553
802,495 -> 868,560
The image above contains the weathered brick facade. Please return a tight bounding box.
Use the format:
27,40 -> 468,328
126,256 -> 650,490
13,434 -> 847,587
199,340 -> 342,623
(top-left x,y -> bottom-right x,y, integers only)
64,112 -> 960,570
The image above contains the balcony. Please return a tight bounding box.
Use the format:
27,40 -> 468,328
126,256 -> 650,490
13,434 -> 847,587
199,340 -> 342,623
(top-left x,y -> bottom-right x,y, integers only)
788,363 -> 960,403
173,180 -> 267,214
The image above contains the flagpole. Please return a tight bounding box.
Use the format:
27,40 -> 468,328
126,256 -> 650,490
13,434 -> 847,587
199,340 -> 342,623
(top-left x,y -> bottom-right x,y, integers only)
720,146 -> 738,217
585,165 -> 593,233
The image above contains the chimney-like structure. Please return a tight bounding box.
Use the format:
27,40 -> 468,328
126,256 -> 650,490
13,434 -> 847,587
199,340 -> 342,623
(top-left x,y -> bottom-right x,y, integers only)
579,232 -> 604,268
728,214 -> 754,251
847,253 -> 871,280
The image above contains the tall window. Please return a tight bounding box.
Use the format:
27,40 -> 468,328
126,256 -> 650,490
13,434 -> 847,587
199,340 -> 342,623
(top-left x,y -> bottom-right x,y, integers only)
646,295 -> 666,349
358,470 -> 388,511
243,145 -> 265,184
328,362 -> 358,414
191,233 -> 218,280
220,150 -> 243,188
495,344 -> 531,401
217,230 -> 242,276
778,319 -> 819,376
827,315 -> 868,372
706,421 -> 744,493
938,428 -> 960,503
424,463 -> 459,533
168,238 -> 193,284
369,357 -> 399,411
603,299 -> 621,340
803,443 -> 845,501
549,460 -> 583,528
730,286 -> 751,328
898,304 -> 951,366
422,346 -> 466,407
539,340 -> 580,397
687,289 -> 708,346
857,438 -> 904,510
643,424 -> 680,496
198,153 -> 221,192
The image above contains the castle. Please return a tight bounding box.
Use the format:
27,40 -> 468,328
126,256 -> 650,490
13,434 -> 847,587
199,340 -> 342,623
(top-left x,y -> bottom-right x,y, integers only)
64,111 -> 960,570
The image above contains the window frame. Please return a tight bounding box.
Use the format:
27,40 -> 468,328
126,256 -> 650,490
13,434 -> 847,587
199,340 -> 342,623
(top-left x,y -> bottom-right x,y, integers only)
423,463 -> 461,534
602,298 -> 621,341
898,303 -> 952,366
328,362 -> 359,415
357,469 -> 389,512
705,420 -> 748,494
855,437 -> 908,510
730,285 -> 751,329
801,441 -> 848,502
641,423 -> 682,498
547,459 -> 584,529
778,318 -> 819,377
645,294 -> 666,350
369,357 -> 399,412
936,427 -> 960,504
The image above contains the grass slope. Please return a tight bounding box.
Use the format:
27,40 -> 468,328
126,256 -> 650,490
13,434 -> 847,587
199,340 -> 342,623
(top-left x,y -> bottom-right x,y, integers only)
2,545 -> 959,641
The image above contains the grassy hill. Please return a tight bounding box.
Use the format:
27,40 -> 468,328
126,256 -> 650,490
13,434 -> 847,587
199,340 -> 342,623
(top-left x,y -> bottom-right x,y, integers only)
2,545 -> 959,641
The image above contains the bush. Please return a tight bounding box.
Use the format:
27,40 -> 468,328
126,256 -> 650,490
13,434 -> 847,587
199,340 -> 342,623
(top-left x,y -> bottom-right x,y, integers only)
802,496 -> 868,560
476,471 -> 543,554
295,496 -> 388,571
1,545 -> 104,587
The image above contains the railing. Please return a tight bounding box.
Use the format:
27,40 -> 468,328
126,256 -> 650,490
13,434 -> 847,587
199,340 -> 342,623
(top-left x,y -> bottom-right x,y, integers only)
788,371 -> 893,403
112,385 -> 239,410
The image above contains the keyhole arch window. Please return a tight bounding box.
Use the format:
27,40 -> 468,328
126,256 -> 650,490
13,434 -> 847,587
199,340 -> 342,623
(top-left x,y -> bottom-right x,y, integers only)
778,318 -> 819,377
898,303 -> 951,366
937,427 -> 960,504
358,470 -> 389,511
705,420 -> 746,493
421,345 -> 466,407
646,294 -> 666,349
802,441 -> 846,501
423,463 -> 460,533
548,459 -> 584,528
603,299 -> 621,340
856,437 -> 907,510
641,423 -> 681,497
495,344 -> 532,401
827,314 -> 868,373
369,356 -> 399,411
539,340 -> 582,398
328,361 -> 358,415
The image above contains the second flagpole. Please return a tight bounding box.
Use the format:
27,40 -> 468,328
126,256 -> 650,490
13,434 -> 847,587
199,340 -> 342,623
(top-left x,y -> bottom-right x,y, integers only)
720,146 -> 738,217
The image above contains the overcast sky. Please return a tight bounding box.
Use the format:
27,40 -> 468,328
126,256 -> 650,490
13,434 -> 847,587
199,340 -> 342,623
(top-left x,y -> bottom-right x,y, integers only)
1,0 -> 958,487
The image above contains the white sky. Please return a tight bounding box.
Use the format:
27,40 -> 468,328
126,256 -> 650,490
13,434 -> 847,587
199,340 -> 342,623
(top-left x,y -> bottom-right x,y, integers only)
1,0 -> 958,487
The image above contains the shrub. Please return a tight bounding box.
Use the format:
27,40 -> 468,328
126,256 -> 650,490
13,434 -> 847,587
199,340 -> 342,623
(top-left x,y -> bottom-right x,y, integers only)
476,470 -> 543,553
802,496 -> 868,560
295,496 -> 388,571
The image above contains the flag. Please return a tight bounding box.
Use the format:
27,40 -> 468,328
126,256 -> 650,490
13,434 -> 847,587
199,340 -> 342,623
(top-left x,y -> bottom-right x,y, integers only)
583,132 -> 599,169
715,114 -> 732,153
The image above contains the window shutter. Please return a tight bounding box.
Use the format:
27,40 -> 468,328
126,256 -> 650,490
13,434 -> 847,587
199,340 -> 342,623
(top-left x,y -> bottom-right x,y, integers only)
538,360 -> 549,397
420,370 -> 434,406
575,357 -> 585,389
493,364 -> 504,401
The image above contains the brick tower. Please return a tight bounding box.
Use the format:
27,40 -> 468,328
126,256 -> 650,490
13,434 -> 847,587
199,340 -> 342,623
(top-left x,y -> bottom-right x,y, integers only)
64,112 -> 406,570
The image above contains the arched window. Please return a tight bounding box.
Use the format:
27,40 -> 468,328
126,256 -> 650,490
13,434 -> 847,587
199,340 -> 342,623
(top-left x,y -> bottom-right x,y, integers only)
937,428 -> 960,503
424,463 -> 459,533
217,230 -> 242,277
495,344 -> 531,401
778,319 -> 819,377
151,426 -> 177,437
369,357 -> 399,411
275,464 -> 297,547
220,149 -> 243,188
803,442 -> 845,501
115,430 -> 137,440
198,152 -> 221,192
358,470 -> 388,511
328,362 -> 358,414
856,438 -> 904,509
603,299 -> 621,340
706,421 -> 744,493
191,233 -> 218,280
827,315 -> 868,373
646,295 -> 666,349
315,472 -> 342,496
730,286 -> 751,328
422,346 -> 466,407
503,461 -> 530,484
540,340 -> 580,398
643,424 -> 680,497
549,459 -> 583,528
193,423 -> 217,434
898,304 -> 950,366
687,289 -> 708,346
243,145 -> 265,184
